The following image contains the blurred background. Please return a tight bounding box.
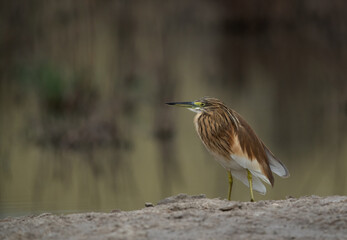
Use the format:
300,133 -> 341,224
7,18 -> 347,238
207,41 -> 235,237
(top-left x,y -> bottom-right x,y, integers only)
0,0 -> 346,217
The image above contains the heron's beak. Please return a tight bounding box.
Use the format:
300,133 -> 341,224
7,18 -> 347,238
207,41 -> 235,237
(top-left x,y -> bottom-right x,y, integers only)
166,101 -> 196,108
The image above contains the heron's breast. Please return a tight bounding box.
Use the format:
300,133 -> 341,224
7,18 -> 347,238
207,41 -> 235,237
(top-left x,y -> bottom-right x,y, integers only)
194,113 -> 233,159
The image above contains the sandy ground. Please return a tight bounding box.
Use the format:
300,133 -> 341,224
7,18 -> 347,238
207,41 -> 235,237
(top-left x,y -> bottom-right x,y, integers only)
0,194 -> 346,240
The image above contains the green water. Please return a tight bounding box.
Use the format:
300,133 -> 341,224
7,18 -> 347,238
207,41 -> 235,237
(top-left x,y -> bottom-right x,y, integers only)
1,77 -> 346,217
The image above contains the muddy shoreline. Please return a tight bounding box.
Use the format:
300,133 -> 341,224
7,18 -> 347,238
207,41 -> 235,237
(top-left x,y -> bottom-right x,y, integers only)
1,194 -> 346,240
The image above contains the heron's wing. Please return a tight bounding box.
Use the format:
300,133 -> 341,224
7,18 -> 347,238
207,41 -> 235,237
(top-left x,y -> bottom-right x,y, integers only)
263,145 -> 290,178
229,111 -> 274,186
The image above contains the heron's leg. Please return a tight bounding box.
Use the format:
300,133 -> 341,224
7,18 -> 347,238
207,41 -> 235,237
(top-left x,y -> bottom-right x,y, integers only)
247,170 -> 255,202
227,171 -> 233,201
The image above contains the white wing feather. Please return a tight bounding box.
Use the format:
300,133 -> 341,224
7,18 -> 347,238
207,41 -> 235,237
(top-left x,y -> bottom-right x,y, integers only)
230,169 -> 267,195
231,154 -> 271,185
265,148 -> 290,178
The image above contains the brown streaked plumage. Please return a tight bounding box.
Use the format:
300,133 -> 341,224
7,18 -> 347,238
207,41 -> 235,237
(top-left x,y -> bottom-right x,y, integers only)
166,97 -> 289,201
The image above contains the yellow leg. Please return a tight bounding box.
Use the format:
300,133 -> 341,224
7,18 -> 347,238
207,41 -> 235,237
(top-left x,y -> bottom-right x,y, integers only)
247,170 -> 255,202
227,171 -> 233,201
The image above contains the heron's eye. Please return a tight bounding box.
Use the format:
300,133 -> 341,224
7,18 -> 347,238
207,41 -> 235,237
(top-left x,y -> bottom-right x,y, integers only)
200,103 -> 206,107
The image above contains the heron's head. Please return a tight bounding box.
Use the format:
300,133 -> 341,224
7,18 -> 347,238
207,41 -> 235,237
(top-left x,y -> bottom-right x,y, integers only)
166,97 -> 225,114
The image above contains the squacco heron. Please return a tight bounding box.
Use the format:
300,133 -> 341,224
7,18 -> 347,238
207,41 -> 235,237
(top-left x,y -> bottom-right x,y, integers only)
167,97 -> 289,201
